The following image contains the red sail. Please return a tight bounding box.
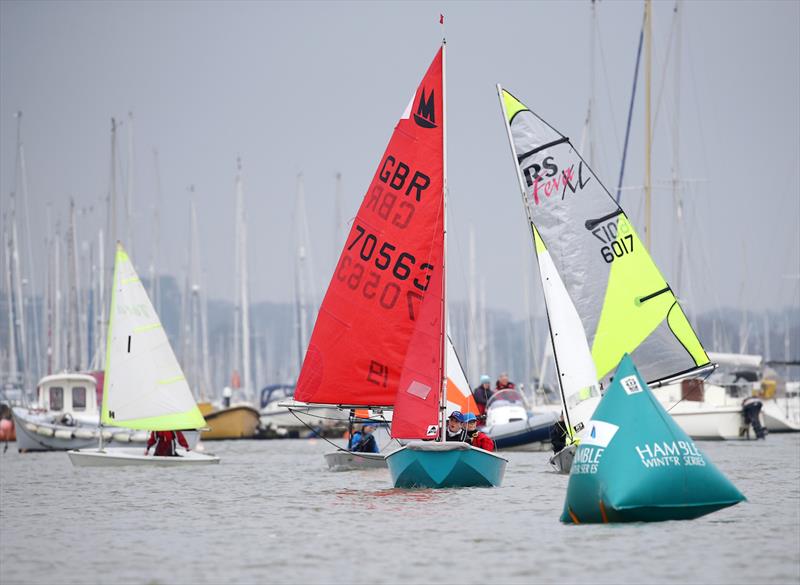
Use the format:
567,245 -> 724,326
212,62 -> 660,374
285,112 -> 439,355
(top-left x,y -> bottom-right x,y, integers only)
295,48 -> 444,440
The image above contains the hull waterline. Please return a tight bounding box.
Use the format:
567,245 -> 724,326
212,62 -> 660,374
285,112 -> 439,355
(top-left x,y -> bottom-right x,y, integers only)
385,441 -> 507,488
68,447 -> 220,467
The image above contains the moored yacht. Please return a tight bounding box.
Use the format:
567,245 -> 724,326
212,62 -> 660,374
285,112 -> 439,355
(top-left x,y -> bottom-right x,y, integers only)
12,373 -> 200,452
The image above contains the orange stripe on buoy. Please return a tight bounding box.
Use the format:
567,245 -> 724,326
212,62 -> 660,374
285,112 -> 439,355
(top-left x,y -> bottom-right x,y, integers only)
568,507 -> 581,524
599,500 -> 608,524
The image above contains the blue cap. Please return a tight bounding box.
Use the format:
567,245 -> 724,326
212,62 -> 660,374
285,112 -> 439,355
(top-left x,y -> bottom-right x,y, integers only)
448,411 -> 464,422
462,413 -> 478,423
480,374 -> 491,384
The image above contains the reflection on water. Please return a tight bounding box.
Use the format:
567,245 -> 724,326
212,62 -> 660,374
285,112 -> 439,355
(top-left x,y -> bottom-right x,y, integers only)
1,435 -> 798,585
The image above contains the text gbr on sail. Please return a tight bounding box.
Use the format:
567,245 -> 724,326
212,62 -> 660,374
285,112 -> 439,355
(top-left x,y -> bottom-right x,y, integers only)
378,155 -> 431,202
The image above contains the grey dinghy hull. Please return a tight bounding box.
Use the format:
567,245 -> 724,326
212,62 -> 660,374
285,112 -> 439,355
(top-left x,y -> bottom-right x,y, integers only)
68,447 -> 220,467
324,450 -> 388,471
549,444 -> 576,474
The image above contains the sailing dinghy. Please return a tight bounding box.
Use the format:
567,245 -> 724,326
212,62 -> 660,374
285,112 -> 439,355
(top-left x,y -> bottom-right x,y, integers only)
68,243 -> 219,467
496,87 -> 714,474
296,42 -> 506,488
323,336 -> 481,472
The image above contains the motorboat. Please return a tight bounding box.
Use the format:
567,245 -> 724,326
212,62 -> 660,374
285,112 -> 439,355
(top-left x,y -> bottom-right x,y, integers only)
198,401 -> 261,440
258,384 -> 346,437
11,373 -> 200,452
481,388 -> 558,451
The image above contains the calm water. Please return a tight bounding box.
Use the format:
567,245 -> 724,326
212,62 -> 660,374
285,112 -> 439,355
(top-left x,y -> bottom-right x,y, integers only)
1,435 -> 798,585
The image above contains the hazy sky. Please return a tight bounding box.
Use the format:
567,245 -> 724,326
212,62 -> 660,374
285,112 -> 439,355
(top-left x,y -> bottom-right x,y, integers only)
1,0 -> 798,320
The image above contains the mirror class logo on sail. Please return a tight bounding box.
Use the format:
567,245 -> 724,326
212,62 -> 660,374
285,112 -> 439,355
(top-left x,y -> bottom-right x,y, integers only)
413,88 -> 436,128
522,154 -> 591,206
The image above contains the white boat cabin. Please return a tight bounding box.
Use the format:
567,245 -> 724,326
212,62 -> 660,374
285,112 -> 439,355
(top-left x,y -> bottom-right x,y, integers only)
35,373 -> 99,416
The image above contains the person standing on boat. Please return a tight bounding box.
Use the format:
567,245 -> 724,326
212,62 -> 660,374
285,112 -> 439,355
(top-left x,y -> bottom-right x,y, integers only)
349,422 -> 380,453
145,430 -> 190,457
445,411 -> 466,442
463,413 -> 495,451
472,375 -> 494,417
550,412 -> 569,453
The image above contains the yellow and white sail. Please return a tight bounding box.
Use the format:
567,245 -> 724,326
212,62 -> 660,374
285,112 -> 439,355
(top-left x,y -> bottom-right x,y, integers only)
497,86 -> 711,434
101,243 -> 206,430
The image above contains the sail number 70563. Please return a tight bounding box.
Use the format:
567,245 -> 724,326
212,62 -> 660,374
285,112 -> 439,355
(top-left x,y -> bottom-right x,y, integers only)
335,225 -> 434,321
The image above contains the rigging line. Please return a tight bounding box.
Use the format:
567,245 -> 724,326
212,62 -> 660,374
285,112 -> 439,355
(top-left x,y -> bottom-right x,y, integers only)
287,408 -> 391,460
652,4 -> 678,137
594,9 -> 623,156
665,364 -> 716,414
616,17 -> 644,203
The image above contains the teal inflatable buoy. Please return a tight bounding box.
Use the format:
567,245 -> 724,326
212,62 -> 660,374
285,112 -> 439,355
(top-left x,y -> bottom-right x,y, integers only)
561,354 -> 746,524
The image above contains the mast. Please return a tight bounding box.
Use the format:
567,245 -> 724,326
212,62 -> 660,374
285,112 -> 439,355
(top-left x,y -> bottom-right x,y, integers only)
15,112 -> 42,384
467,226 -> 479,386
150,149 -> 162,315
66,198 -> 82,370
9,192 -> 28,386
496,84 -> 574,433
125,112 -> 135,259
644,0 -> 653,249
294,173 -> 309,378
4,220 -> 18,384
588,0 -> 597,167
234,158 -> 252,402
438,38 -> 448,441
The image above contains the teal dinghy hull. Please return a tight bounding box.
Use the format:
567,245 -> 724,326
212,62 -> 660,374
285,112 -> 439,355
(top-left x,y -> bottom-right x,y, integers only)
385,442 -> 507,488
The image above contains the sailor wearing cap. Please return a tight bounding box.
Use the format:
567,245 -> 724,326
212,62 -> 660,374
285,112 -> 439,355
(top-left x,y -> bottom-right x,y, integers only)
348,421 -> 380,453
445,411 -> 466,442
463,412 -> 496,452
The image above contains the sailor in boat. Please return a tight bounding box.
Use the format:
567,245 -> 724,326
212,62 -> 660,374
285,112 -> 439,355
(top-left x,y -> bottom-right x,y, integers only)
445,411 -> 466,442
463,413 -> 495,451
472,375 -> 494,418
145,430 -> 191,457
550,412 -> 568,453
348,422 -> 379,453
495,373 -> 518,395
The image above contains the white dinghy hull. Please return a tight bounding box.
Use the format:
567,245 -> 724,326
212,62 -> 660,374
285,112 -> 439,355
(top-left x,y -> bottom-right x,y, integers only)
68,447 -> 220,467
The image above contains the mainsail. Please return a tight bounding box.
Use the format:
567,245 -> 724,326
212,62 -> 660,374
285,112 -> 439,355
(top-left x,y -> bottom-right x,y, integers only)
497,87 -> 711,430
101,243 -> 206,431
296,48 -> 445,439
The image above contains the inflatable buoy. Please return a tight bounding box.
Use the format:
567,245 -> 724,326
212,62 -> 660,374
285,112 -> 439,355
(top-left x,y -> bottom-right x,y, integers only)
74,429 -> 95,440
561,354 -> 746,524
112,433 -> 131,443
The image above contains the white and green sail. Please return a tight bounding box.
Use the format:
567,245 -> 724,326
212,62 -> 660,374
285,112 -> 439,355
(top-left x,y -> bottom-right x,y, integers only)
497,87 -> 711,432
101,243 -> 206,430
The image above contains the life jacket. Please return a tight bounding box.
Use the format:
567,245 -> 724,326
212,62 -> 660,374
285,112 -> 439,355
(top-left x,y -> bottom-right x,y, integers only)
469,431 -> 495,452
151,431 -> 178,456
350,432 -> 378,453
446,428 -> 466,442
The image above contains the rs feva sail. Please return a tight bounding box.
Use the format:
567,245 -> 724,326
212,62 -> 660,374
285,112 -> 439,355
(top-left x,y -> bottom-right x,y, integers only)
295,48 -> 445,440
497,87 -> 710,423
101,243 -> 206,431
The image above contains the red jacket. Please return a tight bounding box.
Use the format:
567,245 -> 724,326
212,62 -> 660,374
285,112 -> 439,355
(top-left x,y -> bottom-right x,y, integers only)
469,431 -> 495,452
146,431 -> 189,456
